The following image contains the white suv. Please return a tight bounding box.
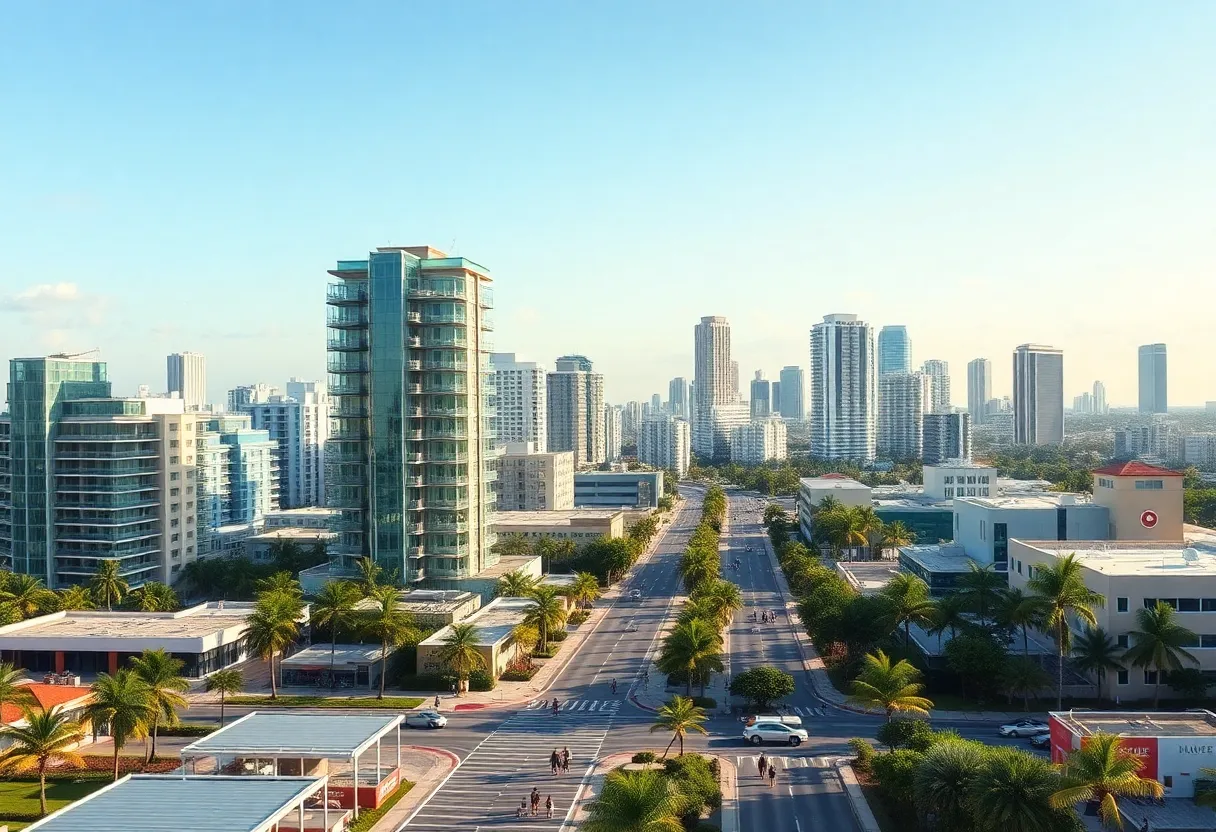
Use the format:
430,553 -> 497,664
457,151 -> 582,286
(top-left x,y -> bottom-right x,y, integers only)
743,721 -> 810,747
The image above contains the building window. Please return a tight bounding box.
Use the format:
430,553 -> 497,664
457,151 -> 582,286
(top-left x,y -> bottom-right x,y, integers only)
1179,598 -> 1201,612
1201,635 -> 1216,648
170,488 -> 179,497
1134,480 -> 1163,490
1164,775 -> 1173,790
1117,597 -> 1128,613
1056,508 -> 1068,541
1117,634 -> 1129,649
1144,670 -> 1158,685
169,424 -> 178,432
170,456 -> 178,464
1117,669 -> 1129,685
170,440 -> 179,448
170,472 -> 179,481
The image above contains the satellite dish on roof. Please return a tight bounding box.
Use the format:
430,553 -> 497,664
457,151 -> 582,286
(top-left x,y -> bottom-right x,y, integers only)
1183,548 -> 1200,562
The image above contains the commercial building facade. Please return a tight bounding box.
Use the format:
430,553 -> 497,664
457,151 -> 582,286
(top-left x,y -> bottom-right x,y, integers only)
574,471 -> 663,509
693,316 -> 732,458
730,418 -> 787,466
708,403 -> 750,463
243,382 -> 327,509
749,372 -> 771,418
810,314 -> 876,462
494,509 -> 625,543
325,246 -> 498,584
778,366 -> 805,421
922,412 -> 971,465
668,377 -> 689,420
603,404 -> 623,462
877,325 -> 910,375
921,359 -> 951,414
496,445 -> 575,511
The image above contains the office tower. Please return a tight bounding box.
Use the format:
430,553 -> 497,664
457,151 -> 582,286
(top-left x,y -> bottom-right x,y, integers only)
668,377 -> 690,420
778,366 -> 805,420
547,365 -> 606,466
638,415 -> 692,477
650,393 -> 662,413
1073,392 -> 1094,414
497,445 -> 575,511
966,359 -> 992,426
325,246 -> 498,582
809,314 -> 876,462
244,381 -> 328,509
731,418 -> 788,465
749,371 -> 771,418
0,355 -> 203,588
490,353 -> 547,453
620,401 -> 643,446
227,383 -> 280,411
555,354 -> 593,372
877,372 -> 930,458
1093,381 -> 1108,415
167,352 -> 207,411
922,360 -> 951,413
709,403 -> 751,462
730,361 -> 740,401
923,412 -> 972,464
877,326 -> 911,375
771,382 -> 781,414
1138,344 -> 1168,414
693,316 -> 732,457
604,405 -> 623,462
1013,344 -> 1065,446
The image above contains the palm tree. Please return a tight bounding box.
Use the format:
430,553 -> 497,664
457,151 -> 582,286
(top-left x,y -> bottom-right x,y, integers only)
56,585 -> 95,611
362,587 -> 415,699
913,740 -> 985,831
435,623 -> 486,694
256,571 -> 302,598
656,619 -> 723,698
847,649 -> 933,722
692,579 -> 743,630
243,591 -> 303,700
511,622 -> 540,659
957,562 -> 1005,627
496,569 -> 537,598
928,593 -> 969,649
878,521 -> 916,560
87,670 -> 153,781
995,588 -> 1047,657
852,506 -> 882,560
880,573 -> 936,647
676,599 -> 719,630
1072,627 -> 1124,704
523,586 -> 567,649
354,556 -> 383,597
1123,601 -> 1199,708
967,746 -> 1068,832
582,768 -> 687,832
0,663 -> 34,717
1028,553 -> 1105,710
1002,657 -> 1052,711
129,582 -> 179,612
310,581 -> 363,686
0,707 -> 86,815
1,574 -> 55,619
1051,732 -> 1164,829
129,649 -> 188,761
90,560 -> 128,612
678,548 -> 718,595
203,668 -> 243,727
569,572 -> 601,609
648,696 -> 708,757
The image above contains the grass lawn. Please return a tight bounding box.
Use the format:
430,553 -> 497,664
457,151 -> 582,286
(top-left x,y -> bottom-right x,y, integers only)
0,779 -> 111,830
226,695 -> 425,709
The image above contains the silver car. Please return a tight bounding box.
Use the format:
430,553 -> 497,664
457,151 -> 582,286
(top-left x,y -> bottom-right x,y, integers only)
743,721 -> 809,747
404,710 -> 448,729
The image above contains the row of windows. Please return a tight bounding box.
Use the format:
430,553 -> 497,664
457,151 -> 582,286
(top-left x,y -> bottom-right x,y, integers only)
1097,477 -> 1115,489
942,475 -> 991,484
1134,480 -> 1164,490
944,487 -> 990,498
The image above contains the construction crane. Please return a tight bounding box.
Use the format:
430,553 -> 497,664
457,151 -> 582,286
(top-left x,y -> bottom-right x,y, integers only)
47,348 -> 100,360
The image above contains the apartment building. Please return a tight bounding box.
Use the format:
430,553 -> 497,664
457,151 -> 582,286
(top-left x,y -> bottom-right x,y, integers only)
496,443 -> 575,511
731,418 -> 787,465
637,415 -> 691,477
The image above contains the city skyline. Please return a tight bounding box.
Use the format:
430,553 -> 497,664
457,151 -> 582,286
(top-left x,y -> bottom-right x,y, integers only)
3,4 -> 1215,408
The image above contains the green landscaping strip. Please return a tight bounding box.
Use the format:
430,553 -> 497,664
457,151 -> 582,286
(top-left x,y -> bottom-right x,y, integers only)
0,779 -> 111,830
226,695 -> 425,709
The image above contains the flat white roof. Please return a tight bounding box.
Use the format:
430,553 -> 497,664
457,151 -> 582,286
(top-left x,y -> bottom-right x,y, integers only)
1051,710 -> 1216,739
420,596 -> 536,648
182,712 -> 401,758
495,510 -> 621,525
1017,540 -> 1216,576
957,493 -> 1094,510
799,476 -> 869,490
24,775 -> 324,832
249,527 -> 335,541
280,643 -> 389,667
0,603 -> 259,652
898,543 -> 976,573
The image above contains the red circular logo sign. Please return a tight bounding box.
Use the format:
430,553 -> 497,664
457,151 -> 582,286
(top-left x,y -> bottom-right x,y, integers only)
1141,510 -> 1158,528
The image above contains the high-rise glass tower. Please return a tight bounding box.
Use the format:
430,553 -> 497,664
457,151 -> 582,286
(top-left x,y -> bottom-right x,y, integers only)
810,314 -> 876,461
325,246 -> 498,584
693,316 -> 732,457
1013,344 -> 1064,446
921,359 -> 951,413
778,366 -> 805,420
749,371 -> 771,418
546,365 -> 605,465
966,359 -> 992,426
668,377 -> 689,420
167,352 -> 207,411
877,326 -> 911,375
1138,343 -> 1168,414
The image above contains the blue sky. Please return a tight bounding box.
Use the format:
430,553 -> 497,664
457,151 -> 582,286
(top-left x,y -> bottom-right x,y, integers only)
2,2 -> 1214,407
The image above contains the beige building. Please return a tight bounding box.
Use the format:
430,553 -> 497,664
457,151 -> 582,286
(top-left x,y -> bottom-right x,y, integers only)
1091,460 -> 1185,541
416,596 -> 535,679
496,443 -> 574,511
493,509 -> 625,543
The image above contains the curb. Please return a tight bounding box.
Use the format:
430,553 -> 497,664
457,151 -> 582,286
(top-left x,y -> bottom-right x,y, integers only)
838,762 -> 882,832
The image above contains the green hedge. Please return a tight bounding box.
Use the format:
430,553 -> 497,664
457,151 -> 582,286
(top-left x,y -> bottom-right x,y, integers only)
549,629 -> 569,643
501,665 -> 538,682
691,696 -> 716,709
158,724 -> 218,737
468,670 -> 496,692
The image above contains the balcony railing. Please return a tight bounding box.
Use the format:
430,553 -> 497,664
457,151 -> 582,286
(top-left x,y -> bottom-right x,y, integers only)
54,449 -> 159,461
327,284 -> 368,303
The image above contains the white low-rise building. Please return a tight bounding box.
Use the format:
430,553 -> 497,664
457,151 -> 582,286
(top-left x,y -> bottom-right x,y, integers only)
496,442 -> 575,511
1185,433 -> 1216,466
796,475 -> 872,541
922,460 -> 996,500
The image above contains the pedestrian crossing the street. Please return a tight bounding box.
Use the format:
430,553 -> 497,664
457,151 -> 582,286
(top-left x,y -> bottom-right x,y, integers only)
401,704 -> 617,830
523,697 -> 623,713
736,753 -> 847,770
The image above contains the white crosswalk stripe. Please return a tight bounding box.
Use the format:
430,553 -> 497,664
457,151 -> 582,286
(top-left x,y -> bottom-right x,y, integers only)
523,697 -> 622,713
735,754 -> 847,769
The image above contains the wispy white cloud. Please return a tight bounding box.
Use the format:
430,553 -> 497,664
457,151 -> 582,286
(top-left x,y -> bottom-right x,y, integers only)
5,283 -> 84,312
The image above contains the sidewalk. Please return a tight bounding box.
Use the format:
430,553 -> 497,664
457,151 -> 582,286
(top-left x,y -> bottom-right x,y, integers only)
368,745 -> 460,832
757,516 -> 1024,723
569,751 -> 738,832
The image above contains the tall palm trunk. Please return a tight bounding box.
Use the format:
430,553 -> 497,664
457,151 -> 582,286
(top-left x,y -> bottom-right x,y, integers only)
1154,668 -> 1162,709
379,652 -> 388,700
330,641 -> 338,690
149,718 -> 159,762
220,692 -> 227,727
1021,625 -> 1029,657
1056,621 -> 1065,710
38,762 -> 47,816
112,741 -> 121,781
269,653 -> 279,700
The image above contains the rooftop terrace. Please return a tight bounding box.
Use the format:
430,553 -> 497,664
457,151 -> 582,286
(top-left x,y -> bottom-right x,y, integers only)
1052,711 -> 1216,738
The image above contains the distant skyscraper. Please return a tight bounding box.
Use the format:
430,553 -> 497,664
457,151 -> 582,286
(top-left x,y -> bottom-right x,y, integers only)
923,412 -> 972,464
547,366 -> 606,465
778,366 -> 805,420
966,359 -> 992,426
604,404 -> 623,462
1073,392 -> 1094,414
650,393 -> 662,413
621,401 -> 643,446
491,353 -> 548,452
555,354 -> 594,372
638,415 -> 691,477
1138,344 -> 1168,414
771,382 -> 781,413
749,371 -> 771,418
922,360 -> 951,413
167,352 -> 207,410
1013,344 -> 1064,446
877,372 -> 930,458
693,316 -> 732,458
668,377 -> 689,420
1093,380 -> 1108,415
245,380 -> 329,508
809,314 -> 876,461
877,326 -> 911,375
730,360 -> 740,401
228,383 -> 281,411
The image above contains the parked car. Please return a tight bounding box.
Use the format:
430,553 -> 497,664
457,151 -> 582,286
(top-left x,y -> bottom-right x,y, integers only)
999,719 -> 1049,737
404,711 -> 448,729
1029,732 -> 1051,749
743,721 -> 809,747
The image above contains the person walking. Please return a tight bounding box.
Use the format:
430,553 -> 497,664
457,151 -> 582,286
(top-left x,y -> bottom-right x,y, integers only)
611,678 -> 617,695
545,795 -> 554,818
561,747 -> 571,773
531,788 -> 541,816
552,698 -> 561,715
433,694 -> 440,709
550,749 -> 560,776
768,762 -> 777,788
757,753 -> 767,778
